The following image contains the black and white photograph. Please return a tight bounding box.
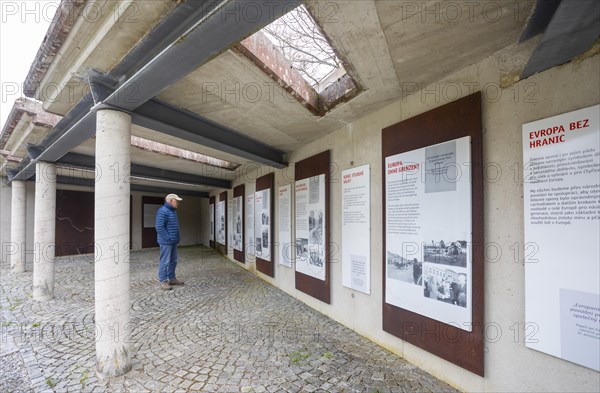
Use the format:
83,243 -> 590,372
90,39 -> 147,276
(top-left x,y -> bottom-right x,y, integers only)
262,212 -> 269,225
236,209 -> 242,234
423,239 -> 467,268
387,251 -> 422,285
309,249 -> 323,267
262,228 -> 269,248
255,237 -> 262,254
218,216 -> 225,243
233,233 -> 242,251
422,265 -> 467,308
296,238 -> 308,260
309,210 -> 323,245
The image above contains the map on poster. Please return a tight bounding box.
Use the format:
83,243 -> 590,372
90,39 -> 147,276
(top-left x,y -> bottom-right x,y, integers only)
217,200 -> 225,245
385,136 -> 472,331
209,203 -> 214,242
254,189 -> 271,261
342,165 -> 370,294
523,104 -> 600,371
278,185 -> 292,267
246,194 -> 255,256
295,175 -> 326,281
233,196 -> 243,252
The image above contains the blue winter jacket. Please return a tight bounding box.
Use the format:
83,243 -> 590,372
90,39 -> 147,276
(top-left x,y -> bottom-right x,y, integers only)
156,203 -> 180,245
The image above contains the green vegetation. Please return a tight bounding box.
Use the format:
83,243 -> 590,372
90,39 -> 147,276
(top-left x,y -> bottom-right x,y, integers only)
45,377 -> 57,388
288,350 -> 311,364
80,370 -> 89,387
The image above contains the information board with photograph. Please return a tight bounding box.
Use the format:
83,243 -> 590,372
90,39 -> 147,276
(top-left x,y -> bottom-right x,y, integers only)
227,198 -> 233,249
278,185 -> 293,267
295,174 -> 326,281
233,196 -> 243,252
217,200 -> 226,245
209,202 -> 214,242
246,193 -> 255,256
255,189 -> 271,261
385,136 -> 472,330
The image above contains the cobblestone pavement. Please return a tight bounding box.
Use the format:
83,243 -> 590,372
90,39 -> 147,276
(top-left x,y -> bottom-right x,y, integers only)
1,246 -> 460,393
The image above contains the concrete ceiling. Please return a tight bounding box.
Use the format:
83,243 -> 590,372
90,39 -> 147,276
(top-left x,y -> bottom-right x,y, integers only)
157,0 -> 534,158
4,0 -> 537,195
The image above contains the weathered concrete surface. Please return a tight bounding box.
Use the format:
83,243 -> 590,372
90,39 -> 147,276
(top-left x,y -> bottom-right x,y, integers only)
10,180 -> 27,273
94,109 -> 132,378
1,247 -> 459,392
32,162 -> 56,302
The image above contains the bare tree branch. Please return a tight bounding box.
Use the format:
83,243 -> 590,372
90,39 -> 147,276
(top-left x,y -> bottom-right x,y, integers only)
262,5 -> 344,89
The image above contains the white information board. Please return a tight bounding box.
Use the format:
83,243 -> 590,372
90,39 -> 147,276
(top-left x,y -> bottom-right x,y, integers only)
255,189 -> 271,261
278,185 -> 292,267
246,194 -> 255,256
209,203 -> 214,242
227,198 -> 233,250
523,104 -> 600,371
342,165 -> 371,294
295,175 -> 326,281
217,200 -> 225,245
385,136 -> 472,331
233,196 -> 243,252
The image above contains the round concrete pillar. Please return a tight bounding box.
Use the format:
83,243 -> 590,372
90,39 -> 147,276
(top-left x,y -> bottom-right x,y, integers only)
32,162 -> 56,301
95,109 -> 132,377
10,180 -> 27,273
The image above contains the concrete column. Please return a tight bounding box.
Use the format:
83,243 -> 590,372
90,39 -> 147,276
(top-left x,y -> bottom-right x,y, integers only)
10,181 -> 27,273
95,109 -> 132,377
32,163 -> 56,301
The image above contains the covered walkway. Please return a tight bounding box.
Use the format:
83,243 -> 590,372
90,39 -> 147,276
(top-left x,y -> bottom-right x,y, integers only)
1,247 -> 457,392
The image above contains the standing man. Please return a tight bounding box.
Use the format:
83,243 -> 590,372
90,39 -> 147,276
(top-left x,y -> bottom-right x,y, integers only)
156,194 -> 185,290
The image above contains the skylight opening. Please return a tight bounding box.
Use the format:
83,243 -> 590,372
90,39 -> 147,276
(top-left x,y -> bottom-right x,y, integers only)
261,5 -> 347,93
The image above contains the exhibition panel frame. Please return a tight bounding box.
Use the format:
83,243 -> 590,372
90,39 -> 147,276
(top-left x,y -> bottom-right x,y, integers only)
233,184 -> 245,263
209,196 -> 216,249
217,191 -> 228,255
382,93 -> 484,376
295,150 -> 331,304
255,173 -> 275,277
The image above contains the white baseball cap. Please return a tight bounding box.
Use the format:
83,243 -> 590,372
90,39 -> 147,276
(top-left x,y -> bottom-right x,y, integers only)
166,194 -> 183,201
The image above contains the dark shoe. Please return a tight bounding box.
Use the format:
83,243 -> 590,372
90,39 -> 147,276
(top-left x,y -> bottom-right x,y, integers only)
161,281 -> 172,291
170,278 -> 185,286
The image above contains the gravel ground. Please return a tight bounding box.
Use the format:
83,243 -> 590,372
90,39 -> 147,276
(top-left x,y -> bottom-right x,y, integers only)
0,351 -> 33,393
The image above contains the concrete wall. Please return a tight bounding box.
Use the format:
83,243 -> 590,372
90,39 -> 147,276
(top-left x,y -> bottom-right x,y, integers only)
0,182 -> 207,263
199,197 -> 210,246
210,50 -> 600,392
123,191 -> 206,249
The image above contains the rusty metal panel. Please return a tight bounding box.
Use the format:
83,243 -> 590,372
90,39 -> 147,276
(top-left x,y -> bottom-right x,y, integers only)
381,92 -> 484,376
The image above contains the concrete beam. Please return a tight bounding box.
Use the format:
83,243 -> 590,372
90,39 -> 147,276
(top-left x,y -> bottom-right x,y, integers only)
132,99 -> 288,168
57,153 -> 231,189
56,175 -> 209,198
